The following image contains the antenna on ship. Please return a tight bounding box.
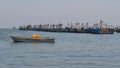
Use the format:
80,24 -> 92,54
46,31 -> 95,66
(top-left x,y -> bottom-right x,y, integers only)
100,20 -> 103,28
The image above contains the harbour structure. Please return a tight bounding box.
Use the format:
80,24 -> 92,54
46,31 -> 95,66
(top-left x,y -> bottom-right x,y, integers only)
18,21 -> 115,34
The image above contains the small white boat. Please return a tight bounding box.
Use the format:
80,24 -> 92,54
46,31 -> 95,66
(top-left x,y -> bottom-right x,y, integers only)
10,35 -> 55,43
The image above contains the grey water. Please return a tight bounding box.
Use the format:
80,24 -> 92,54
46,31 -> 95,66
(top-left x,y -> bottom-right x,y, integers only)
0,29 -> 120,68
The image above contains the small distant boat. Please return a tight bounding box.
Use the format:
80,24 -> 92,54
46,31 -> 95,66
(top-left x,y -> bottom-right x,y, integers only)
90,28 -> 114,34
89,20 -> 114,34
10,34 -> 55,43
115,29 -> 120,33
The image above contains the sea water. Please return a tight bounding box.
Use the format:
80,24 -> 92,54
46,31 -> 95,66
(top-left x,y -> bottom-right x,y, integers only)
0,29 -> 120,68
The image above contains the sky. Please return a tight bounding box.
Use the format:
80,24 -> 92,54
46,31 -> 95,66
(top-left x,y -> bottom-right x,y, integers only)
0,0 -> 120,28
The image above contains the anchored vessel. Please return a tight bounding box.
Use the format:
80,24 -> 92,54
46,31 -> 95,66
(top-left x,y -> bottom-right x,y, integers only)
88,20 -> 114,34
89,28 -> 114,34
10,34 -> 55,43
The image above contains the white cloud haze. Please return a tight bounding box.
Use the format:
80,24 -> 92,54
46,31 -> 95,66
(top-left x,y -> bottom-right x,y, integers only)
0,0 -> 120,28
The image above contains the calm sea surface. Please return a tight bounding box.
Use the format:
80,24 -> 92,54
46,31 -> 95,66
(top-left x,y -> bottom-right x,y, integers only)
0,29 -> 120,68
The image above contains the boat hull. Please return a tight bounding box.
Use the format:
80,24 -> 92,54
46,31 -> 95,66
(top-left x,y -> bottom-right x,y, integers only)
89,28 -> 114,34
10,36 -> 55,43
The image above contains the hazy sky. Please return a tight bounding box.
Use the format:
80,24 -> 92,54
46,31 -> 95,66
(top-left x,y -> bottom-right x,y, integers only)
0,0 -> 120,28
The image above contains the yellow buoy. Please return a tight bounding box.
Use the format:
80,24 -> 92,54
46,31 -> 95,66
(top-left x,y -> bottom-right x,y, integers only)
31,34 -> 41,39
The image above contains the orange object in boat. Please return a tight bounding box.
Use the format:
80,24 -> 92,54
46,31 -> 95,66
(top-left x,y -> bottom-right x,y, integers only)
31,34 -> 41,39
